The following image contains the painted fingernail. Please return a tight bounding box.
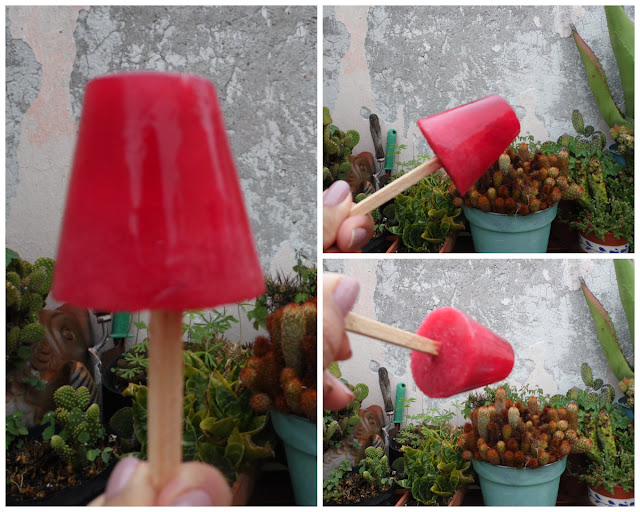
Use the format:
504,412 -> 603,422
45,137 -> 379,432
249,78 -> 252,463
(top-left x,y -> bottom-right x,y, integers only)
332,275 -> 360,316
323,180 -> 351,206
349,228 -> 369,250
170,489 -> 213,506
324,370 -> 354,401
104,456 -> 139,500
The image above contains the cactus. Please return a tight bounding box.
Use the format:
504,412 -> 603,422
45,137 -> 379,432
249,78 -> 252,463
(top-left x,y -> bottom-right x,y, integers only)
360,446 -> 391,490
618,377 -> 634,407
49,385 -> 106,469
241,299 -> 317,422
463,146 -> 583,215
322,377 -> 368,450
323,107 -> 361,187
6,253 -> 54,370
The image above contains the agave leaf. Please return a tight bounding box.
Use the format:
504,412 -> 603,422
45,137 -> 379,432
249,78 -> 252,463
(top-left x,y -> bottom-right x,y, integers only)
580,277 -> 634,380
571,24 -> 632,129
613,259 -> 634,347
605,6 -> 634,117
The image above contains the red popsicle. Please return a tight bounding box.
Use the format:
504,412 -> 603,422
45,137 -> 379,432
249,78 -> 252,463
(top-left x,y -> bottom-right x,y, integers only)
350,95 -> 520,217
410,307 -> 514,398
52,72 -> 265,490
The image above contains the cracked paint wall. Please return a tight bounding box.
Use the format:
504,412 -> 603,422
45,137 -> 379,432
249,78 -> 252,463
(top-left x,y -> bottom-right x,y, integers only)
324,259 -> 633,425
324,5 -> 634,163
6,6 -> 317,293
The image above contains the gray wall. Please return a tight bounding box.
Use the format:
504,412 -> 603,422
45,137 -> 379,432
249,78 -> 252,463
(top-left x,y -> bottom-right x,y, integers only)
324,5 -> 634,164
324,259 -> 632,424
7,6 -> 317,278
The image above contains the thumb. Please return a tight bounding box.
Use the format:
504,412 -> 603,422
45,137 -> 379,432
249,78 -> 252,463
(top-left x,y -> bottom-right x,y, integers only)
323,181 -> 353,250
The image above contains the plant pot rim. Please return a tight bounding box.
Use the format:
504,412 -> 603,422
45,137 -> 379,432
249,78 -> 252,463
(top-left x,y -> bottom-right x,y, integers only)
578,229 -> 628,246
588,482 -> 635,499
463,203 -> 557,218
472,457 -> 567,470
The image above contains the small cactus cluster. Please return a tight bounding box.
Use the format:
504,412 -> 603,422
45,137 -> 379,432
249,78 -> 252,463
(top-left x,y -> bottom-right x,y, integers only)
50,385 -> 105,468
458,387 -> 592,469
582,408 -> 620,464
6,255 -> 55,366
619,378 -> 634,407
323,107 -> 360,186
360,446 -> 391,490
323,362 -> 369,450
458,143 -> 584,215
610,125 -> 634,171
565,362 -> 616,406
240,299 -> 317,421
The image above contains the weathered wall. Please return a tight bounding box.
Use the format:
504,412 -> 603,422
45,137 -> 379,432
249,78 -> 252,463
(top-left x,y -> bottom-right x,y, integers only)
6,5 -> 317,288
324,259 -> 632,425
324,5 -> 634,164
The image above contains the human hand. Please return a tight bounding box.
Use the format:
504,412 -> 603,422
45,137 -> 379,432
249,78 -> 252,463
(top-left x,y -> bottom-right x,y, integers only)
323,181 -> 375,252
89,457 -> 231,506
323,273 -> 360,410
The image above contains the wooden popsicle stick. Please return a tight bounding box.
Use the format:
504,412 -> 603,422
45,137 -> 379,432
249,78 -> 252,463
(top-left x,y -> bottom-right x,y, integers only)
148,309 -> 184,490
345,312 -> 440,355
350,156 -> 442,216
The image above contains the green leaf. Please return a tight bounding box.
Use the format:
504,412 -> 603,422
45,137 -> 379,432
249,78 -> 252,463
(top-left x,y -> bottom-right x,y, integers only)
86,448 -> 100,461
6,248 -> 19,268
42,425 -> 55,441
78,431 -> 90,444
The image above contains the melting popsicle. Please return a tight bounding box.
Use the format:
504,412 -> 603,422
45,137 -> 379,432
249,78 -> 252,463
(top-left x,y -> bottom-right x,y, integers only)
411,307 -> 514,398
52,72 -> 265,489
350,95 -> 520,217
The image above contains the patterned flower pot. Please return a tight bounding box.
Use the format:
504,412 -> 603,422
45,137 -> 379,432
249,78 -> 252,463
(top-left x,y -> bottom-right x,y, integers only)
588,483 -> 634,506
578,231 -> 630,253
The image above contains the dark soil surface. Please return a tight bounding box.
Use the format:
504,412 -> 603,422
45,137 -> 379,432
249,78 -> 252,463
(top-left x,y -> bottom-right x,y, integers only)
6,436 -> 119,503
325,474 -> 392,505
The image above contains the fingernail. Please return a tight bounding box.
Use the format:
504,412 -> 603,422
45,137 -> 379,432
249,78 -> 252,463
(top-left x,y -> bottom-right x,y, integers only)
349,228 -> 369,250
332,275 -> 360,316
170,489 -> 213,506
104,457 -> 139,500
324,370 -> 354,401
323,180 -> 351,206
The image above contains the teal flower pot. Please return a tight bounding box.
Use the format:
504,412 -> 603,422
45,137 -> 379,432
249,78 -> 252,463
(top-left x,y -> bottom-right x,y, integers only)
271,410 -> 316,506
472,458 -> 567,506
463,204 -> 558,253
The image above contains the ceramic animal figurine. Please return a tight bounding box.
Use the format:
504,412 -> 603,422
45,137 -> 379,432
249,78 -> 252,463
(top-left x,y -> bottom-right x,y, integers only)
322,404 -> 385,479
6,304 -> 95,426
346,152 -> 374,196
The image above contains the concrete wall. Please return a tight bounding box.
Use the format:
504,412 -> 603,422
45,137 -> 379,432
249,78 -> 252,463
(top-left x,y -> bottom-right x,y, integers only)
6,6 -> 316,343
6,5 -> 316,287
324,259 -> 633,425
324,5 -> 634,165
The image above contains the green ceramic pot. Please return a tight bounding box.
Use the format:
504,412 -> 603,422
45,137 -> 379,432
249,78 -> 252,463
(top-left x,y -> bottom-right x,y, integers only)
270,410 -> 316,506
472,458 -> 567,506
463,203 -> 558,253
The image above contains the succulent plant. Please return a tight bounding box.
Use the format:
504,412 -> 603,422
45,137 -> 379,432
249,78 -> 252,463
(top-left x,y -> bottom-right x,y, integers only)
610,125 -> 634,171
323,107 -> 360,187
360,446 -> 391,490
121,349 -> 275,483
323,362 -> 369,450
460,144 -> 584,216
459,388 -> 592,469
6,253 -> 54,371
387,172 -> 465,252
49,385 -> 109,469
618,377 -> 634,407
240,299 -> 317,422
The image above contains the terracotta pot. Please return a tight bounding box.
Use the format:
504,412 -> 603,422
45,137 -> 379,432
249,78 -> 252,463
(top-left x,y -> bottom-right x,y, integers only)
587,483 -> 634,506
578,230 -> 630,253
231,466 -> 258,506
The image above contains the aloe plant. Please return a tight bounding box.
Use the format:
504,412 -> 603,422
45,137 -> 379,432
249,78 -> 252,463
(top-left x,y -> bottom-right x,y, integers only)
580,259 -> 634,381
571,7 -> 634,129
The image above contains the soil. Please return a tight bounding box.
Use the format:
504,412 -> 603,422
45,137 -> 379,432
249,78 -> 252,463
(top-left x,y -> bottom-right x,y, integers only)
6,435 -> 120,502
325,473 -> 392,505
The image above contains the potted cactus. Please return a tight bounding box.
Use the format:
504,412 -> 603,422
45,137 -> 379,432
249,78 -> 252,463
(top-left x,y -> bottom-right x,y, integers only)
240,299 -> 317,505
617,378 -> 634,419
459,142 -> 584,252
323,107 -> 361,191
6,385 -> 117,505
323,445 -> 395,505
461,387 -> 592,506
